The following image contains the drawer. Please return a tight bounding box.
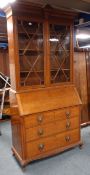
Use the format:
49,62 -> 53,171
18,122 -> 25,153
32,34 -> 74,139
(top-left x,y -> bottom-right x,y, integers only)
24,111 -> 54,128
55,117 -> 79,133
56,129 -> 80,148
26,129 -> 80,158
26,135 -> 57,158
26,122 -> 56,142
55,106 -> 80,121
25,117 -> 79,142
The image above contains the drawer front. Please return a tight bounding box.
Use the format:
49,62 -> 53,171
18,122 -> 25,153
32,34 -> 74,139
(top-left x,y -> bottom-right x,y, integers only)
55,106 -> 80,121
26,129 -> 80,158
56,117 -> 79,133
26,122 -> 56,142
26,136 -> 57,158
26,117 -> 79,142
24,111 -> 54,128
56,129 -> 80,148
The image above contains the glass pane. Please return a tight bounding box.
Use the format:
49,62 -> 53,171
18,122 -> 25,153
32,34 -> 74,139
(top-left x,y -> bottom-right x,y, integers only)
17,20 -> 44,86
49,24 -> 70,84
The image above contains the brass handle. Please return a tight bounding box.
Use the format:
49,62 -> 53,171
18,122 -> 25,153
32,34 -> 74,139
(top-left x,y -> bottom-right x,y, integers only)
65,136 -> 71,142
37,115 -> 43,123
66,111 -> 70,118
38,128 -> 44,136
66,121 -> 71,129
38,144 -> 45,150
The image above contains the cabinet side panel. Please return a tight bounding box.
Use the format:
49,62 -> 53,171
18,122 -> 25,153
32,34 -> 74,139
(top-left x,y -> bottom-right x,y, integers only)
11,116 -> 23,158
7,15 -> 20,92
74,52 -> 88,123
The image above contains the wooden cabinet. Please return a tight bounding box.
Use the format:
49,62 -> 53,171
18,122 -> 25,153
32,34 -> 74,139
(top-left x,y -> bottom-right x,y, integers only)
5,2 -> 75,92
74,52 -> 89,123
5,2 -> 82,166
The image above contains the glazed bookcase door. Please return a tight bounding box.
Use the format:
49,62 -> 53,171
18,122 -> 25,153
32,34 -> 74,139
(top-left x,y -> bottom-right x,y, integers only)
17,19 -> 44,87
49,23 -> 71,84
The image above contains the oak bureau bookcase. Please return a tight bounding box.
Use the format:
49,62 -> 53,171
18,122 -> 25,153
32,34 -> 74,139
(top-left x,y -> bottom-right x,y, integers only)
5,1 -> 82,166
